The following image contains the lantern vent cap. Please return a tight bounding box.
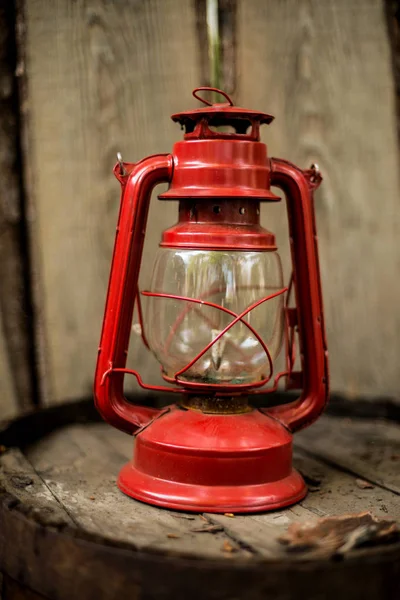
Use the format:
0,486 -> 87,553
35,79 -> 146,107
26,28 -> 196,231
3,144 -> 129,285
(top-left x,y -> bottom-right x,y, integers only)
172,87 -> 274,141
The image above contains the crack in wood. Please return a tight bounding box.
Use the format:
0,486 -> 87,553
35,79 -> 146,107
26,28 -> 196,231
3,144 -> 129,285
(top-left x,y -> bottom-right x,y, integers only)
202,513 -> 262,556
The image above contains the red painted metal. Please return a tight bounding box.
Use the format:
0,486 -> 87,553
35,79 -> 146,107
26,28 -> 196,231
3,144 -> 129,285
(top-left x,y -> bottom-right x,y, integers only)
172,87 -> 274,142
94,155 -> 174,434
94,88 -> 328,513
118,407 -> 306,513
160,198 -> 277,250
158,140 -> 280,201
264,160 -> 329,432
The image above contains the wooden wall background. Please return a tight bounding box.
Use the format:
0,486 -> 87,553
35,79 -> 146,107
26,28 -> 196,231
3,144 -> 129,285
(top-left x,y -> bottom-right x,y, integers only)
1,0 -> 400,418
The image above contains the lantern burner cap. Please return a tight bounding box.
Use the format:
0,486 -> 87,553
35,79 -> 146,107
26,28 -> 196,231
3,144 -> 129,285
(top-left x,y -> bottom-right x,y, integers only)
172,87 -> 274,141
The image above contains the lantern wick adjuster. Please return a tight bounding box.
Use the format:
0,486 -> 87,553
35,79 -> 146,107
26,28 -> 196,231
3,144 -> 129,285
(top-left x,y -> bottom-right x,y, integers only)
117,152 -> 127,176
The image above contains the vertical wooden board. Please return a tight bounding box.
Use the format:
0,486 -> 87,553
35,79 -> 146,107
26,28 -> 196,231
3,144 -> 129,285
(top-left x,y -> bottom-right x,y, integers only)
237,0 -> 400,398
0,313 -> 17,420
0,2 -> 35,416
23,0 -> 200,403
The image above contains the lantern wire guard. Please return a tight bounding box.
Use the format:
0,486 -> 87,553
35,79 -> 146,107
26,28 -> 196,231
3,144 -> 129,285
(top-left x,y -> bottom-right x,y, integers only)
101,277 -> 296,396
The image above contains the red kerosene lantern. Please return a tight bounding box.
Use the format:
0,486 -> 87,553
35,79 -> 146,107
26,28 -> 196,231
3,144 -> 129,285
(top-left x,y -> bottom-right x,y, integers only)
94,88 -> 329,513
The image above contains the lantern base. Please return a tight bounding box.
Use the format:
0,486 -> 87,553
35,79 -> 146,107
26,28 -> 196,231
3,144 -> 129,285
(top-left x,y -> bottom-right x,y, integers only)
116,405 -> 307,513
118,463 -> 306,513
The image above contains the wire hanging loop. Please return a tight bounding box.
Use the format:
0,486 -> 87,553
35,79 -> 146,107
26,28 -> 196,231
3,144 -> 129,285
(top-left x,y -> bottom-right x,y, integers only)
192,87 -> 234,107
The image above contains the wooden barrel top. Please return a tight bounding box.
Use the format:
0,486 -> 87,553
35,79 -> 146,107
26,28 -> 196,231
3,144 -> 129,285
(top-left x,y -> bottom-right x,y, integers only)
0,399 -> 399,600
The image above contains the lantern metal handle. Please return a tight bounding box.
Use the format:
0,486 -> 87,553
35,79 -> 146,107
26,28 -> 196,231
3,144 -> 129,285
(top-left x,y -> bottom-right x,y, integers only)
94,154 -> 174,435
265,158 -> 329,432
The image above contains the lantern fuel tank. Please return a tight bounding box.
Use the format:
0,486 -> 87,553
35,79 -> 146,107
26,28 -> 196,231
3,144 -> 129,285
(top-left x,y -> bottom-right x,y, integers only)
94,87 -> 329,513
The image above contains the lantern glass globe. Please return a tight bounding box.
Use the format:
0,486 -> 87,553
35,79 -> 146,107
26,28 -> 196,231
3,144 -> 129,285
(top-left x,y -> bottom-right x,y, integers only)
145,249 -> 284,385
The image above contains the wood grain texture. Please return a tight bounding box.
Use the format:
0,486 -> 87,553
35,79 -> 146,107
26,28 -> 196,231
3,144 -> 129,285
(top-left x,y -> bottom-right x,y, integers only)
21,0 -> 400,405
207,447 -> 400,556
22,0 -> 201,404
23,417 -> 400,560
0,314 -> 17,421
0,447 -> 74,526
25,423 -> 251,559
384,0 -> 400,143
2,574 -> 48,600
237,0 -> 400,399
1,410 -> 400,600
297,415 -> 400,494
0,3 -> 35,417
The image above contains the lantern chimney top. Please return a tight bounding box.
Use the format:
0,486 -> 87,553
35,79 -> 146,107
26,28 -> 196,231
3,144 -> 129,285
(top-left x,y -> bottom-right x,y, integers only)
171,87 -> 274,142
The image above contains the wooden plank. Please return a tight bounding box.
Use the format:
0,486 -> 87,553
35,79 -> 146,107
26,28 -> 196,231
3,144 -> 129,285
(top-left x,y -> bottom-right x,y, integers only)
206,447 -> 400,557
1,417 -> 400,599
0,315 -> 17,421
384,0 -> 400,142
293,449 -> 400,519
296,414 -> 400,494
0,3 -> 35,416
1,477 -> 399,600
2,574 -> 48,600
237,0 -> 400,399
0,448 -> 74,526
25,423 -> 252,559
21,0 -> 201,404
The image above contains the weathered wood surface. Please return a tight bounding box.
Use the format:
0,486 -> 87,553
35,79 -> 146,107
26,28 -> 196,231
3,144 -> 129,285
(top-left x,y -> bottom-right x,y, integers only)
237,0 -> 400,399
1,574 -> 48,600
0,405 -> 400,600
208,448 -> 400,556
0,314 -> 16,421
385,0 -> 400,143
0,448 -> 74,527
15,0 -> 400,410
0,408 -> 399,599
25,423 -> 248,559
297,415 -> 400,494
0,2 -> 35,418
20,0 -> 201,404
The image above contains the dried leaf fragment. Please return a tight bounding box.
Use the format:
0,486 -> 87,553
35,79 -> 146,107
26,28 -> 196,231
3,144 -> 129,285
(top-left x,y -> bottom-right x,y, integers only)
167,533 -> 180,539
224,513 -> 235,518
191,525 -> 224,533
278,512 -> 399,557
221,540 -> 237,553
355,479 -> 374,489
